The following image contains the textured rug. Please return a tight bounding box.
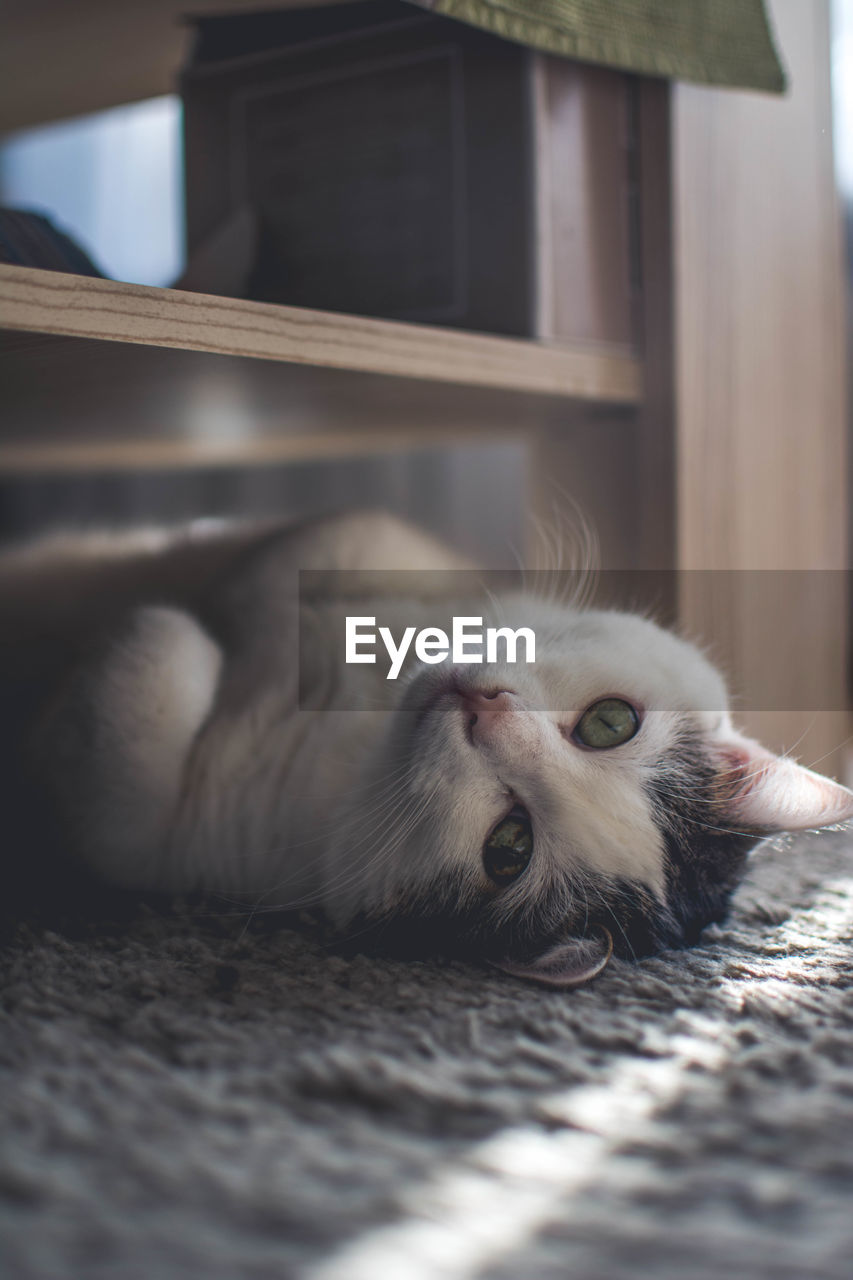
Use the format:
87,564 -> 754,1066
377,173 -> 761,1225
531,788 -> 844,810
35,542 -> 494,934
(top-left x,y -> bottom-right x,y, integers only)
3,829 -> 853,1280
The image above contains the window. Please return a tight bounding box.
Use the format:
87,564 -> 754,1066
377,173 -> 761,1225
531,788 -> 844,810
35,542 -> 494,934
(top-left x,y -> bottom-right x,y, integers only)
0,95 -> 184,287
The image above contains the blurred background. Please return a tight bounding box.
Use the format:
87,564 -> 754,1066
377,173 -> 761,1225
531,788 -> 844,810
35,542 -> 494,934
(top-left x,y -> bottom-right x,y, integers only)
0,0 -> 540,564
0,0 -> 850,767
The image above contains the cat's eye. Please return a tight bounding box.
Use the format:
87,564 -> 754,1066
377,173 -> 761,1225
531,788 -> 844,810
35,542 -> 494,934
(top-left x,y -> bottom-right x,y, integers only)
483,805 -> 533,885
572,698 -> 639,750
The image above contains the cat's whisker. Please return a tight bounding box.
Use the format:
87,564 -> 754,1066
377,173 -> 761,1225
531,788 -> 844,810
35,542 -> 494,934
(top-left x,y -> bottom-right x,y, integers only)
232,793 -> 436,933
584,878 -> 639,963
217,757 -> 425,872
272,802 -> 432,918
475,578 -> 510,631
251,784 -> 434,913
525,486 -> 599,612
799,731 -> 853,776
770,717 -> 817,767
229,790 -> 423,902
502,534 -> 528,591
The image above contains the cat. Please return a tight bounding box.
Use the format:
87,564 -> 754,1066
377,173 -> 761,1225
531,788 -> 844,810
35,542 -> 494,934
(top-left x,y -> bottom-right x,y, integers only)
2,509 -> 851,987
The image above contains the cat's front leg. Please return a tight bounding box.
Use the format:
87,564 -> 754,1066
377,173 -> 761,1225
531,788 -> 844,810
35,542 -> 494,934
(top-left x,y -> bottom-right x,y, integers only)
32,606 -> 223,891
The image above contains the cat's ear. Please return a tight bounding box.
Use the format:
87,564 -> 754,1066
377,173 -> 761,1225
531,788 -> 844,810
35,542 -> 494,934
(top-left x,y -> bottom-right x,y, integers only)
714,733 -> 853,833
493,926 -> 613,989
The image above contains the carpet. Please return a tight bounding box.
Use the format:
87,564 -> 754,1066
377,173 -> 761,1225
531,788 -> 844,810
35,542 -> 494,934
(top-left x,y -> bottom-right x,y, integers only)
3,828 -> 853,1280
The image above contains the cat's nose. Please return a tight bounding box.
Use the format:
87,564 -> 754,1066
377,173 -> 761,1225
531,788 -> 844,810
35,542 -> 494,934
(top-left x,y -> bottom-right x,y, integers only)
459,689 -> 514,736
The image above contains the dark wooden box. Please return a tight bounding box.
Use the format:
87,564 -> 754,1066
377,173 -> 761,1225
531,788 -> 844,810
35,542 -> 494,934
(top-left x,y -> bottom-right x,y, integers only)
181,1 -> 635,341
182,2 -> 534,333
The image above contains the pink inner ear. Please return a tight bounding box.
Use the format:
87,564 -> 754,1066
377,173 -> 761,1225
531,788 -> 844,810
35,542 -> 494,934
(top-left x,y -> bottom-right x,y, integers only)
717,734 -> 853,833
493,928 -> 613,989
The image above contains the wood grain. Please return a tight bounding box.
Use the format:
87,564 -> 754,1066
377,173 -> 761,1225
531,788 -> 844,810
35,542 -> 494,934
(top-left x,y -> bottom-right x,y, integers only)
533,57 -> 634,348
673,0 -> 851,773
526,78 -> 674,629
0,267 -> 641,404
635,77 -> 675,580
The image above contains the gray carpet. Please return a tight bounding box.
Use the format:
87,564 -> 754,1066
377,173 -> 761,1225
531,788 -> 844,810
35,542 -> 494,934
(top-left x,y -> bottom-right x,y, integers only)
3,830 -> 853,1280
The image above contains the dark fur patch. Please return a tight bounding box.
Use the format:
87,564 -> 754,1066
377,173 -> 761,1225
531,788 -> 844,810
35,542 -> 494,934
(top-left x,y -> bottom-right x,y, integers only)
643,732 -> 756,950
343,732 -> 758,966
551,734 -> 757,961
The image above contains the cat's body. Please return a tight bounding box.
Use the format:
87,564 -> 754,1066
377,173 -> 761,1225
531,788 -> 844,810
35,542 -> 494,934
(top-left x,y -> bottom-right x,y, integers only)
0,513 -> 475,899
3,511 -> 852,985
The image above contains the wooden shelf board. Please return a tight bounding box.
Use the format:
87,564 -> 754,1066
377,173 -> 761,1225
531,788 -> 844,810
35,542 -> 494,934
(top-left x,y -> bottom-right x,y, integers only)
0,427 -> 519,475
1,329 -> 632,475
0,266 -> 642,405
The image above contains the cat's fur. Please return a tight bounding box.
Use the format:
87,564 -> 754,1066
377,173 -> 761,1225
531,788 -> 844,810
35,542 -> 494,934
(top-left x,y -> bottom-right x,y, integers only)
3,511 -> 851,985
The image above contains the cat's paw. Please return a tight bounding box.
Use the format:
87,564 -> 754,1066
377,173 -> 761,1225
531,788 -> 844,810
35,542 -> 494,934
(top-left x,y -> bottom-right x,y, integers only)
32,606 -> 222,889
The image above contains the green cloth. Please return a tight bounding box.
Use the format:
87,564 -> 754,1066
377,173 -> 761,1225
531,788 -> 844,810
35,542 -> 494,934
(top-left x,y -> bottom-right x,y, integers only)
410,0 -> 786,92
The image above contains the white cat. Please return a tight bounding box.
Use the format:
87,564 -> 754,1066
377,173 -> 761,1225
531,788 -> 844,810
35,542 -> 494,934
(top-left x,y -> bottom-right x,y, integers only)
3,511 -> 851,986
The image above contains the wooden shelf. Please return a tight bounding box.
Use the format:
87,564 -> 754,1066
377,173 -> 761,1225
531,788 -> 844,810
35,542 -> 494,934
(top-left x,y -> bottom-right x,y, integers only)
0,266 -> 641,404
0,329 -> 636,476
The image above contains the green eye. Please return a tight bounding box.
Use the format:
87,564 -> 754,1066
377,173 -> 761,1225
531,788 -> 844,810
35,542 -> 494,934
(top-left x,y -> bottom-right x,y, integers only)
483,806 -> 533,885
573,698 -> 639,750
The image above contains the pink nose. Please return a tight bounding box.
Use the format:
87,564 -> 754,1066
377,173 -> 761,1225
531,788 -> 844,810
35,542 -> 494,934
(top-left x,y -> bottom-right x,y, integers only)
459,689 -> 513,734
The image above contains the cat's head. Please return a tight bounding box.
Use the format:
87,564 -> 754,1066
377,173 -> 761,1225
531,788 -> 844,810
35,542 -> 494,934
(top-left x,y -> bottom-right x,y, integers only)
324,599 -> 853,985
